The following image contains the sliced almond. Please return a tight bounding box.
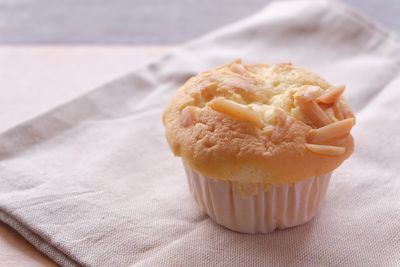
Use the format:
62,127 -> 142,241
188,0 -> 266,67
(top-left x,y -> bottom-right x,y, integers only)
305,144 -> 346,156
189,91 -> 202,105
271,111 -> 294,142
317,85 -> 345,104
308,118 -> 355,143
302,86 -> 323,101
230,63 -> 248,75
338,97 -> 355,119
200,83 -> 218,101
263,106 -> 276,123
180,106 -> 196,127
324,107 -> 337,121
209,98 -> 262,127
333,101 -> 344,120
192,79 -> 211,93
200,87 -> 213,100
262,125 -> 275,135
299,100 -> 331,127
179,96 -> 197,110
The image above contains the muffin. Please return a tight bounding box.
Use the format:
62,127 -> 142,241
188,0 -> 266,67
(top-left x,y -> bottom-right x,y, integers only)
162,60 -> 355,233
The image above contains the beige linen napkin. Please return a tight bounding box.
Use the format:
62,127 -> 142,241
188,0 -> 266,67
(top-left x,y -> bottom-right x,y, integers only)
1,1 -> 400,266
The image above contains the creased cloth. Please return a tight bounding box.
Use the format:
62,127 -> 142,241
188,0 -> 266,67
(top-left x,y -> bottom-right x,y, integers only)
1,1 -> 400,266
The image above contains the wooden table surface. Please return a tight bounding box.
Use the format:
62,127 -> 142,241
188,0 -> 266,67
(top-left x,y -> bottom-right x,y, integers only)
0,45 -> 169,266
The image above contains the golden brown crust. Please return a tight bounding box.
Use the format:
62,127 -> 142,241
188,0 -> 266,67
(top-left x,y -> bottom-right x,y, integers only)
163,61 -> 355,184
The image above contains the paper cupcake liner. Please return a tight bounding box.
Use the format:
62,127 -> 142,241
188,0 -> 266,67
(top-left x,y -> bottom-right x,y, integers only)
184,164 -> 331,234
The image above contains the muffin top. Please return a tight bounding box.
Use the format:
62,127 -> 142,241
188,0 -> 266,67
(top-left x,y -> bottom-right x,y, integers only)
163,60 -> 355,185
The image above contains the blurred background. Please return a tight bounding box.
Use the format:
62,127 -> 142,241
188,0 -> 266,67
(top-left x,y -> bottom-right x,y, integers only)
1,0 -> 399,44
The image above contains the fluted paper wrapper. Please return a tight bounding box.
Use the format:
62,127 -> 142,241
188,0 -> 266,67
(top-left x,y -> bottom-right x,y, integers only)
184,164 -> 331,234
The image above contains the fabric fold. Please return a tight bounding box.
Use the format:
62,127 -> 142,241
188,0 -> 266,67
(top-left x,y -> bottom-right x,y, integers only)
1,1 -> 400,266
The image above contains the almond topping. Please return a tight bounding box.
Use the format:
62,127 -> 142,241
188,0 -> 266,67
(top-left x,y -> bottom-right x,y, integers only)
262,125 -> 275,135
192,79 -> 211,93
317,85 -> 345,104
305,144 -> 346,156
271,111 -> 294,142
301,86 -> 323,102
333,101 -> 344,120
209,98 -> 262,127
295,85 -> 322,105
180,106 -> 196,128
200,86 -> 215,100
230,63 -> 248,75
299,100 -> 331,127
338,97 -> 355,119
324,107 -> 337,121
308,118 -> 355,143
